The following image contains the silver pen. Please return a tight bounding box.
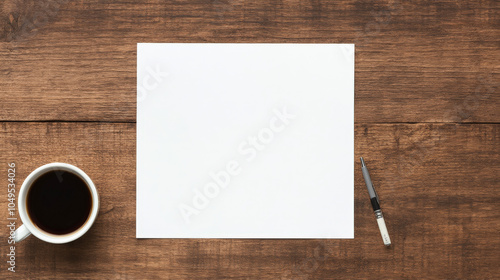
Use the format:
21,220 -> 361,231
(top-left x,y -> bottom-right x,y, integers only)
360,157 -> 391,246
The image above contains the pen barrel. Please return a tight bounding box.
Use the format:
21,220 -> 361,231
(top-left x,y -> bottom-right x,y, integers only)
374,210 -> 391,246
361,166 -> 377,198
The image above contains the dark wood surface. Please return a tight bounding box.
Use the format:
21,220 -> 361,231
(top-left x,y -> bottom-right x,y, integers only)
0,1 -> 499,279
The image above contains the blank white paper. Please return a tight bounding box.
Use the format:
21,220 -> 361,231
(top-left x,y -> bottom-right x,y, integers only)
137,43 -> 354,238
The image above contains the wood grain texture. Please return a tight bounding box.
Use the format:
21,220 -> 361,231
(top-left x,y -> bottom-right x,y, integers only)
0,0 -> 499,122
0,123 -> 498,279
1,0 -> 499,279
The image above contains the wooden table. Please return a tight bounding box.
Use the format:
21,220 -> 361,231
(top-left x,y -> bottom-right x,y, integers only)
1,1 -> 498,279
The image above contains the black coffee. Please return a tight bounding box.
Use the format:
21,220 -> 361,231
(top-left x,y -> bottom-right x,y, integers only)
27,170 -> 92,235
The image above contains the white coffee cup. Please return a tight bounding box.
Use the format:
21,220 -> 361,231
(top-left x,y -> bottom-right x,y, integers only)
14,163 -> 99,244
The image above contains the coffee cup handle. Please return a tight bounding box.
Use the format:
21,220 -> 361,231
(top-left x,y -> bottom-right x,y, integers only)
14,224 -> 31,243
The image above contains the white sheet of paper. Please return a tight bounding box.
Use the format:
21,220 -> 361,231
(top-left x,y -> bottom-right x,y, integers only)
137,43 -> 354,238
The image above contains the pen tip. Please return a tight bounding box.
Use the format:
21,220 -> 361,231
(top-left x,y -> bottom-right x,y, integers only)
360,157 -> 366,167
